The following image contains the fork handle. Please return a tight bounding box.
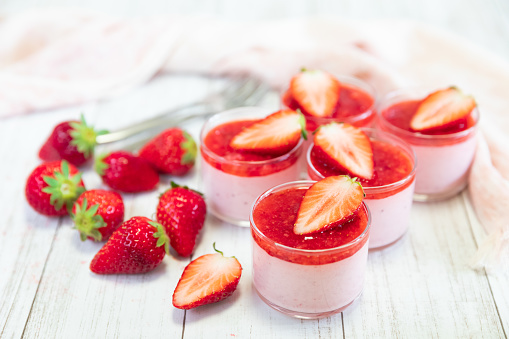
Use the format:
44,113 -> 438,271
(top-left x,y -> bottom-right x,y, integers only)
96,102 -> 210,144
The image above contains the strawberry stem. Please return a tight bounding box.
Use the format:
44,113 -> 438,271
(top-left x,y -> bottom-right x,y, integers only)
69,114 -> 108,158
71,197 -> 107,241
212,242 -> 236,259
150,221 -> 170,255
41,160 -> 85,212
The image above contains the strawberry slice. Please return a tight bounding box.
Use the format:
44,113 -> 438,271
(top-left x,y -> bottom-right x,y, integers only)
289,69 -> 340,118
410,87 -> 476,131
294,176 -> 364,235
229,109 -> 306,156
314,123 -> 374,180
172,243 -> 242,310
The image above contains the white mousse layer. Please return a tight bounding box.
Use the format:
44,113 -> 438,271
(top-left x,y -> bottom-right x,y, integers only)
366,180 -> 415,249
201,159 -> 300,225
252,241 -> 369,314
413,137 -> 475,195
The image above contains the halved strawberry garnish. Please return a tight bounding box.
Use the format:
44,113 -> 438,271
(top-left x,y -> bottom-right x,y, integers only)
172,243 -> 242,310
294,176 -> 364,235
410,87 -> 476,131
289,69 -> 340,118
314,123 -> 374,180
229,109 -> 306,156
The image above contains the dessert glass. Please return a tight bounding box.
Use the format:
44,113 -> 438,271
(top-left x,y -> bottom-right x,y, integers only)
200,107 -> 303,226
250,180 -> 371,319
377,89 -> 479,201
307,128 -> 416,249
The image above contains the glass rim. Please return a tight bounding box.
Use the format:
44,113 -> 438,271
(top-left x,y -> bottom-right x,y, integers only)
306,127 -> 417,194
200,106 -> 304,166
249,180 -> 371,255
376,88 -> 480,141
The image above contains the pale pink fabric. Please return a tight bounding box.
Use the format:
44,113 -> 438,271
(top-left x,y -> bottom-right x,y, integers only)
1,10 -> 507,271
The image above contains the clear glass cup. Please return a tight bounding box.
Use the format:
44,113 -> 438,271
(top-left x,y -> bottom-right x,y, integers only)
307,128 -> 416,249
377,89 -> 479,202
250,180 -> 371,319
200,107 -> 303,226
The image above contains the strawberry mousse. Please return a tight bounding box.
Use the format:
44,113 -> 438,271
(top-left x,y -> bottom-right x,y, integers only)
250,178 -> 371,319
377,87 -> 478,201
282,70 -> 376,132
200,107 -> 304,226
307,124 -> 416,249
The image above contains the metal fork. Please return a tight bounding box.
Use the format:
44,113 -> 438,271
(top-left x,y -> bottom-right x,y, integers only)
96,77 -> 270,144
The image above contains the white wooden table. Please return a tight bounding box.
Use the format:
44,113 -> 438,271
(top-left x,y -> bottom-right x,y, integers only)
1,1 -> 509,338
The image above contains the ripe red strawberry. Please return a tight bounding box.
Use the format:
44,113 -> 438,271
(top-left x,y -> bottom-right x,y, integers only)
25,160 -> 86,216
95,151 -> 159,193
139,128 -> 197,176
156,182 -> 206,257
90,216 -> 170,274
294,176 -> 364,235
173,243 -> 242,309
313,123 -> 374,179
71,189 -> 124,241
410,87 -> 476,131
229,110 -> 307,156
289,69 -> 341,118
39,115 -> 107,166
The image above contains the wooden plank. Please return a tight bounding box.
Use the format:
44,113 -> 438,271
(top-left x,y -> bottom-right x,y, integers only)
462,192 -> 509,337
344,195 -> 506,338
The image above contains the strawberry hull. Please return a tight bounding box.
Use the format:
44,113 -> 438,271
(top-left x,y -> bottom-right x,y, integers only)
377,89 -> 479,201
250,181 -> 370,318
200,107 -> 303,226
307,128 -> 416,249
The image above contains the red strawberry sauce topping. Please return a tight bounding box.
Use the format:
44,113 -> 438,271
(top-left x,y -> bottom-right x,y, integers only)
283,83 -> 374,131
310,140 -> 413,194
202,120 -> 300,177
382,100 -> 475,135
252,186 -> 369,265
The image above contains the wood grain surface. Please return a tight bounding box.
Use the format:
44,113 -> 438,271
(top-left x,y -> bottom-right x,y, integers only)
1,1 -> 508,338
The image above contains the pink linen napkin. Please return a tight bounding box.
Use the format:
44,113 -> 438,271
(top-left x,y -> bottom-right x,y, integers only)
1,10 -> 507,271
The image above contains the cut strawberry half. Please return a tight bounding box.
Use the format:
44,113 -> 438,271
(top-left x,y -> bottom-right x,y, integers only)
173,243 -> 242,309
294,176 -> 364,235
229,109 -> 306,156
410,87 -> 476,131
289,69 -> 340,118
314,123 -> 374,179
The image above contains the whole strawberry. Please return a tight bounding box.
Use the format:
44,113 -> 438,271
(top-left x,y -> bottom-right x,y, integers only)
139,128 -> 197,176
95,151 -> 159,193
71,190 -> 125,241
90,216 -> 170,274
25,160 -> 86,216
156,182 -> 206,257
173,243 -> 242,309
39,115 -> 107,166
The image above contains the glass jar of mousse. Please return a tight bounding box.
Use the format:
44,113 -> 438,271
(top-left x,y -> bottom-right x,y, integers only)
200,107 -> 303,227
250,180 -> 371,319
377,88 -> 479,202
307,128 -> 416,249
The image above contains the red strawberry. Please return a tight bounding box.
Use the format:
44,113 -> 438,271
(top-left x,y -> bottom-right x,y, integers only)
90,216 -> 169,274
156,182 -> 206,257
410,87 -> 476,131
25,160 -> 86,216
294,176 -> 364,235
139,128 -> 197,176
313,123 -> 374,179
229,110 -> 307,156
173,243 -> 242,309
71,189 -> 124,241
95,151 -> 159,193
39,115 -> 107,166
289,69 -> 341,118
